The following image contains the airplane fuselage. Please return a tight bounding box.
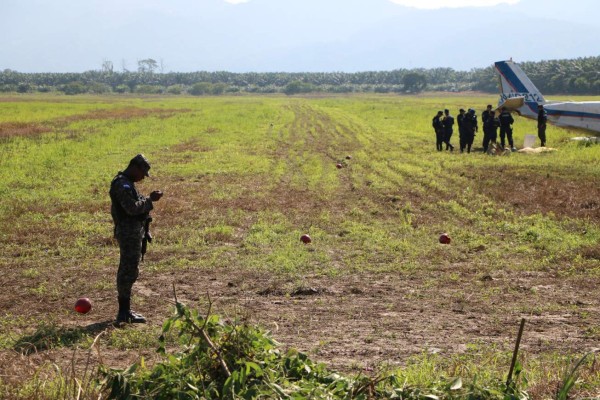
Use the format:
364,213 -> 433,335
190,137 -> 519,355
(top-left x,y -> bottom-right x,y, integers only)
544,101 -> 600,132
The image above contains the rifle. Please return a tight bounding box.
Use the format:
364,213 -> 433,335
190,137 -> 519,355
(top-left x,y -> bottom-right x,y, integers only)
141,217 -> 153,261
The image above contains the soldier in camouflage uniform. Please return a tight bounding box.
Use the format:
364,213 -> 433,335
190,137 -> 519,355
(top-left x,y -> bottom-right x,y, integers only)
110,154 -> 163,324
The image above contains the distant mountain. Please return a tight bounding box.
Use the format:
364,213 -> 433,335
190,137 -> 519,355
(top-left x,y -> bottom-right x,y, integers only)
2,0 -> 599,72
225,3 -> 600,72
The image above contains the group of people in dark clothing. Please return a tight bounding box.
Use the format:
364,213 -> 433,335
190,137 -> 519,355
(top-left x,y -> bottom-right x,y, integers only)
481,104 -> 516,153
433,103 -> 548,154
432,109 -> 456,151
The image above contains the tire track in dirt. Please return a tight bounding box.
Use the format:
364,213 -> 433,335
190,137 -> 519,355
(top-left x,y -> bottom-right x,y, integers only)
313,106 -> 453,229
258,101 -> 369,222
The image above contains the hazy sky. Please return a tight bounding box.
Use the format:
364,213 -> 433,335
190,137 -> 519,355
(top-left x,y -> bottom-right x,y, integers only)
2,0 -> 599,73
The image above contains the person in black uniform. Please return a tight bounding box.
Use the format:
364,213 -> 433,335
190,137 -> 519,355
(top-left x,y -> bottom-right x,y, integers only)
498,107 -> 516,151
462,109 -> 478,153
442,109 -> 455,151
537,104 -> 547,147
457,108 -> 466,153
432,110 -> 445,151
481,104 -> 493,149
482,110 -> 500,153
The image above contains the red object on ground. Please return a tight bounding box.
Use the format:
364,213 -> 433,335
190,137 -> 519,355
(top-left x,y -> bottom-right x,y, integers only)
300,234 -> 312,244
74,298 -> 92,314
336,163 -> 343,169
439,233 -> 451,244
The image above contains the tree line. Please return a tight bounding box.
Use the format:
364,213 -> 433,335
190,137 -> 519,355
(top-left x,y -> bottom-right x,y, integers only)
1,56 -> 599,96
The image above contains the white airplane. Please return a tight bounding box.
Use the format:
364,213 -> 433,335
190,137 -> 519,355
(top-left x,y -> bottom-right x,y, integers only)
494,59 -> 600,133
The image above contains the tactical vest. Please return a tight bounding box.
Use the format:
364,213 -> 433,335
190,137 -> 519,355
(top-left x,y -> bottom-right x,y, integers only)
110,173 -> 149,224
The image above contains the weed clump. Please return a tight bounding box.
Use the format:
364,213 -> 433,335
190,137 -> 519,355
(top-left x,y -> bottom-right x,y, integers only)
100,301 -> 530,399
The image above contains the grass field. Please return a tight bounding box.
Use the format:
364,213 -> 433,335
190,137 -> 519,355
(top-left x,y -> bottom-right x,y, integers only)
1,93 -> 600,398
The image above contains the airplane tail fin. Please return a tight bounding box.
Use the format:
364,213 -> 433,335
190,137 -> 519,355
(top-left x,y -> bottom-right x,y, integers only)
494,60 -> 544,118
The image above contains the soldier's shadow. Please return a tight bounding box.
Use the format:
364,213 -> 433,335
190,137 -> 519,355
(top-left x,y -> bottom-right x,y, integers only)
13,320 -> 115,355
84,320 -> 115,334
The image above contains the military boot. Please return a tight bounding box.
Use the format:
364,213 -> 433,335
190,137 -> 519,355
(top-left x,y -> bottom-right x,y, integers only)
116,297 -> 147,324
116,296 -> 130,324
128,310 -> 147,323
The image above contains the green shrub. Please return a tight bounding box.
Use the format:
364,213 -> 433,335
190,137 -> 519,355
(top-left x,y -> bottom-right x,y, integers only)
284,80 -> 316,95
135,84 -> 163,94
211,82 -> 227,95
17,83 -> 31,93
60,81 -> 87,95
113,84 -> 130,93
189,82 -> 213,95
87,82 -> 111,94
0,84 -> 17,92
100,301 -> 531,399
36,85 -> 51,93
166,84 -> 183,95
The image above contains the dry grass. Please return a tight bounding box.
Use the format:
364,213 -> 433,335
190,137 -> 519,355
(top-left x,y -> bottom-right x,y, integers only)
0,107 -> 191,139
0,122 -> 51,138
56,107 -> 189,124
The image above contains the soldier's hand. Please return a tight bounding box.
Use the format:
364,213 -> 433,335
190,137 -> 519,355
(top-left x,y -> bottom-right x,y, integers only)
150,190 -> 163,201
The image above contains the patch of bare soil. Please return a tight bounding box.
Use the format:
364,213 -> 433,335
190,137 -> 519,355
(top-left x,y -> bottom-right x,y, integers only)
3,262 -> 597,397
56,107 -> 190,124
147,267 -> 599,371
0,122 -> 51,139
0,107 -> 191,139
469,168 -> 600,220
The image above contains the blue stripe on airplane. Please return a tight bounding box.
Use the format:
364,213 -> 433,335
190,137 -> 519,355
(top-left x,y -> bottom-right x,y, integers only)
494,62 -> 529,93
546,109 -> 600,120
524,101 -> 538,114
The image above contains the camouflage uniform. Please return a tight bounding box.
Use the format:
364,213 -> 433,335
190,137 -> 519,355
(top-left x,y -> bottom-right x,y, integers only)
110,171 -> 153,310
